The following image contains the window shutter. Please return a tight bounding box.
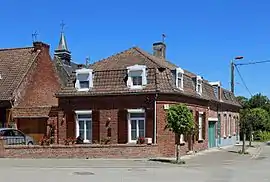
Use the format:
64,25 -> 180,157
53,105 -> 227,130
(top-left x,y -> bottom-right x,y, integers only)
92,110 -> 100,142
118,109 -> 128,143
195,111 -> 199,141
202,113 -> 206,140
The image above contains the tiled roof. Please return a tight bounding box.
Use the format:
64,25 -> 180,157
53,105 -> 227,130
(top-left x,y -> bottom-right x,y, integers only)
0,47 -> 40,100
12,106 -> 51,118
56,46 -> 240,106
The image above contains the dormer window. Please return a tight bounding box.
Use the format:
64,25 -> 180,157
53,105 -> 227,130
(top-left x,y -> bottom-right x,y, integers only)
127,65 -> 147,89
75,68 -> 93,91
176,67 -> 184,90
196,76 -> 203,95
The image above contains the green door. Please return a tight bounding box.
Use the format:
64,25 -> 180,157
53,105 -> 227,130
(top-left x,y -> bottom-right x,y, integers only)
208,121 -> 216,148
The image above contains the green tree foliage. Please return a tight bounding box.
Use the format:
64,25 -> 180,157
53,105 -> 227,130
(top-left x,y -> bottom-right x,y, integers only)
247,108 -> 270,131
166,104 -> 194,163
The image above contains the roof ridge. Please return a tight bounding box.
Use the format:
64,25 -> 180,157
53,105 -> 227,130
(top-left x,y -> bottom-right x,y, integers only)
92,47 -> 135,65
133,47 -> 166,68
0,46 -> 34,51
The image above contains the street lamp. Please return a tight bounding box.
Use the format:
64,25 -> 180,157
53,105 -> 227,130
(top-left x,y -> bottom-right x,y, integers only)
231,56 -> 244,94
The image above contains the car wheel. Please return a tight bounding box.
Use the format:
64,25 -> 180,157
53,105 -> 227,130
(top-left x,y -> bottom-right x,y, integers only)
27,141 -> 33,146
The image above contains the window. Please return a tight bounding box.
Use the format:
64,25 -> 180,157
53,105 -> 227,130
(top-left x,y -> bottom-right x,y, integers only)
213,86 -> 219,99
128,109 -> 145,143
132,75 -> 143,86
196,76 -> 203,95
198,113 -> 203,140
75,68 -> 93,91
13,130 -> 24,137
127,65 -> 147,89
176,68 -> 184,90
75,111 -> 92,143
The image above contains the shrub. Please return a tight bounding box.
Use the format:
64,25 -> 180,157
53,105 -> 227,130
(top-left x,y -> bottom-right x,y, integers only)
254,131 -> 270,142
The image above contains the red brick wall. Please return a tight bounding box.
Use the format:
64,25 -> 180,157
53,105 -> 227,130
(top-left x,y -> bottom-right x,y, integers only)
58,95 -> 155,144
156,100 -> 209,157
16,43 -> 60,108
3,144 -> 159,159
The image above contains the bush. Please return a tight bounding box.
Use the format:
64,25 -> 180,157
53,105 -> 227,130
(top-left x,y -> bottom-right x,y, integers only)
254,131 -> 270,142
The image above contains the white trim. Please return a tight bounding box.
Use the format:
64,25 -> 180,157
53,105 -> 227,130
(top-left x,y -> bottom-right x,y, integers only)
198,113 -> 203,141
127,110 -> 146,143
196,76 -> 203,95
199,111 -> 204,114
180,134 -> 185,144
209,81 -> 221,87
208,117 -> 218,121
176,68 -> 184,90
127,64 -> 146,71
127,109 -> 145,113
154,98 -> 157,144
75,110 -> 92,114
76,68 -> 93,74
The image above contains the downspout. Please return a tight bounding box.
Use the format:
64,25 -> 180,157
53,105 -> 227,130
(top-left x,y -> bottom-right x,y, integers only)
154,93 -> 158,144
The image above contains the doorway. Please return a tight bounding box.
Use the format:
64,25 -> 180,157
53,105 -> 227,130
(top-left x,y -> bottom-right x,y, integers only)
208,121 -> 217,148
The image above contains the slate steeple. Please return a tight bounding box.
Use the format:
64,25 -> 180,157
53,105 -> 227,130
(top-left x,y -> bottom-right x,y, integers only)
54,21 -> 71,65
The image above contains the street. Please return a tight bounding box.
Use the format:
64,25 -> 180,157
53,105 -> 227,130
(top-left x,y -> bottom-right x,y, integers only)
0,144 -> 269,182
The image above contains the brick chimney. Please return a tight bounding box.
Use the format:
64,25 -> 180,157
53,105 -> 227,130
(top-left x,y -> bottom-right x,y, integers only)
153,42 -> 166,59
33,41 -> 50,53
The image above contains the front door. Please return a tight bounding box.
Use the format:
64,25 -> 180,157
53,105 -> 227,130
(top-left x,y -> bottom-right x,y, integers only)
208,121 -> 216,148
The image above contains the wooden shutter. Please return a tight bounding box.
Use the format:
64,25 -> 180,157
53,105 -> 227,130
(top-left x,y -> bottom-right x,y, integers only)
118,109 -> 128,144
202,112 -> 206,140
92,110 -> 100,142
195,111 -> 199,141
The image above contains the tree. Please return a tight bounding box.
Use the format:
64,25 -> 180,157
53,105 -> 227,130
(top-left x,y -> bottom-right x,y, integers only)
166,104 -> 194,163
239,109 -> 250,153
237,96 -> 249,109
248,93 -> 269,109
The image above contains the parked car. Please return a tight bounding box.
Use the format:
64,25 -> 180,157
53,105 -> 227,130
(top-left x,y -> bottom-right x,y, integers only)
0,128 -> 34,145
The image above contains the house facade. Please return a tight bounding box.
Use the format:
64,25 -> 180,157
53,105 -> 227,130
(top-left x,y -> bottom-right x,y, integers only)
54,36 -> 241,156
0,42 -> 61,143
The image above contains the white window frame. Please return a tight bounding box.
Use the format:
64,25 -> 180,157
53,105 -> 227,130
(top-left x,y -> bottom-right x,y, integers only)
75,68 -> 93,91
75,110 -> 92,143
198,112 -> 203,141
126,65 -> 147,89
196,76 -> 203,95
127,109 -> 145,143
176,67 -> 184,90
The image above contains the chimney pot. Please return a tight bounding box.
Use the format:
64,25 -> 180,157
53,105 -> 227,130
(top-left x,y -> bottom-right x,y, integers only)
153,42 -> 166,59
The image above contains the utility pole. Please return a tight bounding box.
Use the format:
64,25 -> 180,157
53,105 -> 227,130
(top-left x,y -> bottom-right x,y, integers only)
231,56 -> 244,94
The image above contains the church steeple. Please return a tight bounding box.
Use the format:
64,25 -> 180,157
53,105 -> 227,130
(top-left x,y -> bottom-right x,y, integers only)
54,21 -> 71,65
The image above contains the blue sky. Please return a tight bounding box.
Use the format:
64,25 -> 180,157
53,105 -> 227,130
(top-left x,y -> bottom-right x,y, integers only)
1,0 -> 270,98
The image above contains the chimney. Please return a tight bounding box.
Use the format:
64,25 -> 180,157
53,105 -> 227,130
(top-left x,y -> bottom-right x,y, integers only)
153,42 -> 166,59
33,41 -> 50,52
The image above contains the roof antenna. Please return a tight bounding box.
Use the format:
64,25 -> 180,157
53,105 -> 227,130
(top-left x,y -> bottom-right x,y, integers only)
32,31 -> 38,42
162,33 -> 166,43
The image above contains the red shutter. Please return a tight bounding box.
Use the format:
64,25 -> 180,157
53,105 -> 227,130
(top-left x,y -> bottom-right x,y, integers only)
92,110 -> 100,143
118,109 -> 128,143
195,111 -> 199,141
202,113 -> 206,140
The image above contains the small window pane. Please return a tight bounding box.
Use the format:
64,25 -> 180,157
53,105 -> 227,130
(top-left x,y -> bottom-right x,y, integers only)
130,113 -> 144,118
139,120 -> 145,137
80,81 -> 89,89
77,73 -> 89,81
131,120 -> 137,140
78,114 -> 92,119
79,120 -> 84,138
132,76 -> 142,86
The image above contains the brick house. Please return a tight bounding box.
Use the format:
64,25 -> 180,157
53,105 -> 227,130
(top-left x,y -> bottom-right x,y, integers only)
0,42 -> 61,143
54,36 -> 241,157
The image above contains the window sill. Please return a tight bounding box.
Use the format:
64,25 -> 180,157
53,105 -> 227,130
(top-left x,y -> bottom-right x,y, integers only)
77,88 -> 90,92
223,135 -> 227,139
228,135 -> 232,138
129,86 -> 144,90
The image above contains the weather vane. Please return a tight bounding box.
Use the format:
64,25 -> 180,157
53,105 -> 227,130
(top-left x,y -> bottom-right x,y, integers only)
32,31 -> 38,42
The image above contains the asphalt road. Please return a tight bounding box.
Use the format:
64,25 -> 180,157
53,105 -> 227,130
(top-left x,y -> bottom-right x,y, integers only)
0,144 -> 269,182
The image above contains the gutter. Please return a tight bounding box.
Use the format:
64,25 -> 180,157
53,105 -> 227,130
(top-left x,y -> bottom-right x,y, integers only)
154,93 -> 158,144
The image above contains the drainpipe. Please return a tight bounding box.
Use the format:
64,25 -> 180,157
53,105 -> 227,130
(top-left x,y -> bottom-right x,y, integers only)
154,93 -> 158,144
